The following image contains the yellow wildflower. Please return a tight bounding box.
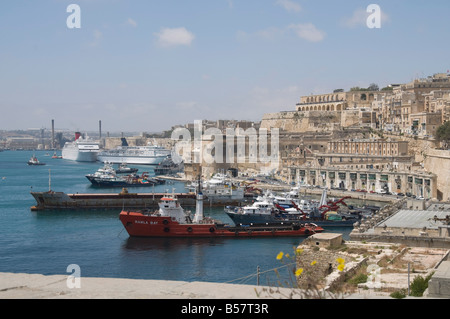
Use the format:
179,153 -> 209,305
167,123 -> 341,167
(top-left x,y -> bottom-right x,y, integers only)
295,268 -> 304,277
336,257 -> 345,265
276,252 -> 284,260
285,253 -> 290,258
295,248 -> 303,255
337,263 -> 345,272
311,260 -> 317,266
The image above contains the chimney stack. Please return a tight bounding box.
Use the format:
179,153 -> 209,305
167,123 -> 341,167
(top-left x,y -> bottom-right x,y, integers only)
51,119 -> 55,149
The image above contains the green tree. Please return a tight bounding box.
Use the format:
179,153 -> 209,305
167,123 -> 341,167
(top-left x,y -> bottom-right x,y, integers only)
436,121 -> 450,149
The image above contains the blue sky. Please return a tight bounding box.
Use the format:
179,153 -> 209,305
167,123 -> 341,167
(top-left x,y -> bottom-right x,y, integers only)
1,0 -> 449,133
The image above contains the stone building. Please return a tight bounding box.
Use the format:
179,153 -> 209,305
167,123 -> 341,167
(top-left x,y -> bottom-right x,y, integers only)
296,90 -> 384,113
327,140 -> 409,157
283,136 -> 437,199
381,73 -> 450,135
286,166 -> 436,199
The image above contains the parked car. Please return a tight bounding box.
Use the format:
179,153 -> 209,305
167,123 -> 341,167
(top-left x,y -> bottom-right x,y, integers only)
397,193 -> 405,196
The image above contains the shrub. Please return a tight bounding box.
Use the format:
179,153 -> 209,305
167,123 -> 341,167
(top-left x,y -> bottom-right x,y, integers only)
390,289 -> 406,299
348,273 -> 368,285
410,272 -> 434,297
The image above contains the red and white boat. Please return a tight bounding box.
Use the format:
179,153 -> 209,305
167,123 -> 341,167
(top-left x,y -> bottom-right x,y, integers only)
119,192 -> 323,238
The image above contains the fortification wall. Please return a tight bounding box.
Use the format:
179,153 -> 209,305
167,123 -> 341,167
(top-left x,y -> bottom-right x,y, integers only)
260,111 -> 341,133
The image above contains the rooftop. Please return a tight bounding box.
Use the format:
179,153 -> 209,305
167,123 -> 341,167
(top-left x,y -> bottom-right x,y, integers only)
381,210 -> 450,229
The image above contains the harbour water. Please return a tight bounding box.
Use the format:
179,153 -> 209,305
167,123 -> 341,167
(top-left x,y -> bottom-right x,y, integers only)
0,150 -> 359,286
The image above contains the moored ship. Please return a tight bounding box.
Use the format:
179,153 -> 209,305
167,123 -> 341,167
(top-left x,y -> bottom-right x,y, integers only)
97,138 -> 171,165
119,191 -> 323,238
154,155 -> 184,176
225,189 -> 364,228
30,190 -> 198,211
85,163 -> 164,187
186,173 -> 245,205
62,132 -> 100,162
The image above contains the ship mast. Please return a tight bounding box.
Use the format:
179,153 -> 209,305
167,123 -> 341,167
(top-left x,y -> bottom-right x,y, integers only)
193,174 -> 204,223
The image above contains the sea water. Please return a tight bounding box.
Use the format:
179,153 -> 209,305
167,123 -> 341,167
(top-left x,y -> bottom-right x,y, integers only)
0,150 -> 355,286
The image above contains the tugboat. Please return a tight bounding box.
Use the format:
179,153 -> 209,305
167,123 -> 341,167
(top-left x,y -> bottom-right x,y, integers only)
27,155 -> 46,166
119,188 -> 323,238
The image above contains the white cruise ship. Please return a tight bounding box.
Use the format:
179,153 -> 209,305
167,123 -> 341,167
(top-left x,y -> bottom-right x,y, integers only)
97,140 -> 171,165
62,132 -> 100,162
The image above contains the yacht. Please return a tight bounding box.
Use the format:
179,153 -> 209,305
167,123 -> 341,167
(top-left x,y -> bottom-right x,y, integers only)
62,132 -> 100,162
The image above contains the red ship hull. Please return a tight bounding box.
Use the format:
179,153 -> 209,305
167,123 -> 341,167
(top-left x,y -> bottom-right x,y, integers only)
119,211 -> 324,238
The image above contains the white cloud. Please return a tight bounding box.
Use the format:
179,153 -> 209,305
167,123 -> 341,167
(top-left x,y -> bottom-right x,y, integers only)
93,29 -> 102,40
237,23 -> 325,43
288,23 -> 326,42
155,27 -> 195,47
276,0 -> 301,13
126,18 -> 137,27
342,7 -> 389,28
176,101 -> 198,110
244,85 -> 303,117
89,29 -> 102,46
256,27 -> 284,40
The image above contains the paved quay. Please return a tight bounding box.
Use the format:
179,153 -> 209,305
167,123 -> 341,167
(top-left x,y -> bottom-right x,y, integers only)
0,272 -> 446,299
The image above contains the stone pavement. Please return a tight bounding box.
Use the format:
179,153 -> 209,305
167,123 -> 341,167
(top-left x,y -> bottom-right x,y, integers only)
0,272 -> 287,299
0,272 -> 447,299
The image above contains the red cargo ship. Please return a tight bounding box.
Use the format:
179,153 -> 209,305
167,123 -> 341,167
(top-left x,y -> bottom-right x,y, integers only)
119,192 -> 323,238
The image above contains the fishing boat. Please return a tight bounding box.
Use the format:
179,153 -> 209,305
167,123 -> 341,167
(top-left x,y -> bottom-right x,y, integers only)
27,155 -> 46,166
119,191 -> 323,238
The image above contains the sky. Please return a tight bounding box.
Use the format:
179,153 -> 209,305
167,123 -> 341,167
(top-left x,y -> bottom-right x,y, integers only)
1,0 -> 450,133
